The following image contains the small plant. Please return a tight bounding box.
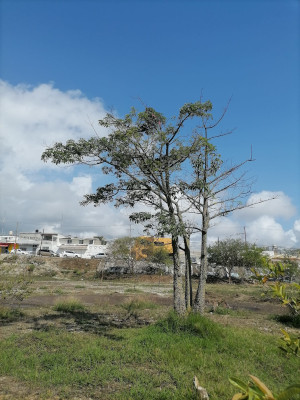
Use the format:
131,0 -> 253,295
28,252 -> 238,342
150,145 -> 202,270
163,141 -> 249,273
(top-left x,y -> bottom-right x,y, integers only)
53,299 -> 86,313
121,299 -> 157,313
229,375 -> 300,400
73,269 -> 82,276
252,262 -> 300,316
27,264 -> 35,273
279,329 -> 300,358
0,306 -> 24,321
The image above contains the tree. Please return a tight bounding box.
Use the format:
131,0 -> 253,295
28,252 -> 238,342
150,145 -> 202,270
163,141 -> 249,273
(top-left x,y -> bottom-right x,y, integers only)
108,236 -> 136,271
42,101 -> 266,314
177,102 -> 272,312
42,102 -> 213,315
208,239 -> 265,283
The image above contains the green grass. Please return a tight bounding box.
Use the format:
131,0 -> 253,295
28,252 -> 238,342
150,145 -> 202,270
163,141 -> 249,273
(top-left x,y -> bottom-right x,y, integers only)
121,299 -> 158,313
0,312 -> 298,399
0,306 -> 24,321
213,306 -> 249,317
53,299 -> 86,313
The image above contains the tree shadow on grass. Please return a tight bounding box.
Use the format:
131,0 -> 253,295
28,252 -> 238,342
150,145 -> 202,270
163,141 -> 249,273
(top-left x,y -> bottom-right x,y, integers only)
272,313 -> 300,328
30,310 -> 150,339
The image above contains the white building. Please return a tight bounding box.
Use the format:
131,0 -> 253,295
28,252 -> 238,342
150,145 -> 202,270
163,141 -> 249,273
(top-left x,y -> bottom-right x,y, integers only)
0,231 -> 108,258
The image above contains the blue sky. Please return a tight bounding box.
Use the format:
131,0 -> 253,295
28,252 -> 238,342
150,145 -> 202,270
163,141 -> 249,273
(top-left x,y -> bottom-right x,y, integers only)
0,0 -> 299,247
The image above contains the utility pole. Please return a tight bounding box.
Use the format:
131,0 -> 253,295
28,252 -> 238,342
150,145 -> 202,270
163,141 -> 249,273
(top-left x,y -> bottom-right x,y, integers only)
14,222 -> 19,250
243,226 -> 247,245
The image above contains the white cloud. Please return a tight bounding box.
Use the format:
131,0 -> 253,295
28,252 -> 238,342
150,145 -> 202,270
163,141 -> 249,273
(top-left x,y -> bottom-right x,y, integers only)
238,191 -> 297,220
0,80 -> 106,173
245,216 -> 297,246
198,192 -> 299,248
0,81 -> 299,246
70,176 -> 93,198
0,80 -> 143,239
294,219 -> 300,232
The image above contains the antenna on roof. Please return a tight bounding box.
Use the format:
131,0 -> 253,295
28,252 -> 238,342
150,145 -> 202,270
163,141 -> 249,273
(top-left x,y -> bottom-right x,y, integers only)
250,144 -> 256,161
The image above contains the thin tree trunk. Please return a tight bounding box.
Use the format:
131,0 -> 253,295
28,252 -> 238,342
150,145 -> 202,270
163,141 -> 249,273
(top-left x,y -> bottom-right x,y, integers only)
193,221 -> 208,314
193,127 -> 209,314
184,235 -> 192,309
172,235 -> 186,315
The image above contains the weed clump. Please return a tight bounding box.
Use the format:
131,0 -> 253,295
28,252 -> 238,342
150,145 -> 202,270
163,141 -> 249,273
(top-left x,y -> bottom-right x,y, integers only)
53,299 -> 86,313
0,307 -> 24,321
155,311 -> 222,339
121,299 -> 157,313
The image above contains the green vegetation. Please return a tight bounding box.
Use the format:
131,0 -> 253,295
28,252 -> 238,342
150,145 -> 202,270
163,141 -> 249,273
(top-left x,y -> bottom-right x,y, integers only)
208,239 -> 265,283
0,275 -> 32,302
0,306 -> 24,321
121,299 -> 158,313
53,299 -> 86,313
42,101 -> 260,315
229,375 -> 300,400
0,312 -> 299,399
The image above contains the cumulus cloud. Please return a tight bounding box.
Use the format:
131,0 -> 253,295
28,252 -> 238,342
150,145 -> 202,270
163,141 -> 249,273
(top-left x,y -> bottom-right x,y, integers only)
0,81 -> 299,246
0,80 -> 107,173
0,80 -> 144,238
191,192 -> 299,249
238,191 -> 297,220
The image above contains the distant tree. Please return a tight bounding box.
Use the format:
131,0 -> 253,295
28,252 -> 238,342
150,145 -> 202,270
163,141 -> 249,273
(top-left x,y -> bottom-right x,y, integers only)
208,239 -> 265,283
150,246 -> 172,266
108,236 -> 136,271
281,256 -> 300,283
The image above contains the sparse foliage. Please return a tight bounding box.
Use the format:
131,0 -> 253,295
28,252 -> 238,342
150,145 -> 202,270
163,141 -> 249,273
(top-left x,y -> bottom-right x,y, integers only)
229,375 -> 300,400
42,100 -> 264,314
252,260 -> 300,316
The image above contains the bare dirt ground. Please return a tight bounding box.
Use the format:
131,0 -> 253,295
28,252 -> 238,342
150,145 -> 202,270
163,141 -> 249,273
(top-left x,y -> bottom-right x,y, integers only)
0,259 -> 289,338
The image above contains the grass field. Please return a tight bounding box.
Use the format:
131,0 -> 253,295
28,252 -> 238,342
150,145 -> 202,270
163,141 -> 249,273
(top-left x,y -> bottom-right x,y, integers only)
0,273 -> 299,400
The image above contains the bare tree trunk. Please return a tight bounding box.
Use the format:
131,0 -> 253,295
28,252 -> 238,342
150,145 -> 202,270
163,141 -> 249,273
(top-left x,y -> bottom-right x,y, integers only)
172,235 -> 186,315
184,235 -> 192,309
193,127 -> 209,314
193,226 -> 208,314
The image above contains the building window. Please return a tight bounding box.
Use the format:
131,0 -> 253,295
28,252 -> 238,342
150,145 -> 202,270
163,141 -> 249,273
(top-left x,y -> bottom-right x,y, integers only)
67,239 -> 72,244
89,240 -> 93,244
79,240 -> 83,244
43,235 -> 52,241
